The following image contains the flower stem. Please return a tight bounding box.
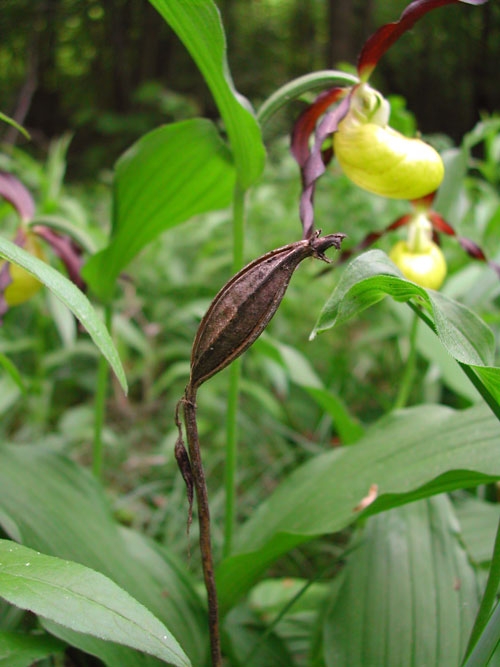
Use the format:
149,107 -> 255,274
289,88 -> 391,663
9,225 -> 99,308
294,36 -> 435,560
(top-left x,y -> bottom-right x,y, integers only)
183,386 -> 221,666
393,311 -> 419,410
92,304 -> 112,479
223,183 -> 247,557
257,70 -> 358,127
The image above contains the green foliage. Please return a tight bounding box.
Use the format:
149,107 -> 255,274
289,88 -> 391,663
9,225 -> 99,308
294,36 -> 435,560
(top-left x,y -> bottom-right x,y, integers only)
0,0 -> 500,665
83,119 -> 237,302
0,540 -> 190,666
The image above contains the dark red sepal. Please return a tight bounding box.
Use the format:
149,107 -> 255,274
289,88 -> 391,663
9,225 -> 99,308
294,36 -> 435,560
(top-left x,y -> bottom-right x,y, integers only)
358,0 -> 488,80
0,172 -> 35,222
298,95 -> 351,239
34,226 -> 86,291
291,87 -> 347,168
338,214 -> 413,264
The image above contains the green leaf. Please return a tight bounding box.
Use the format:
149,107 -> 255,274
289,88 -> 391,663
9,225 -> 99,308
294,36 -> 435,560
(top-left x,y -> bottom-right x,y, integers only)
223,606 -> 295,667
313,250 -> 494,364
0,236 -> 127,393
0,112 -> 30,140
0,445 -> 207,666
217,403 -> 500,611
0,353 -> 26,394
0,630 -> 64,666
455,495 -> 500,566
0,541 -> 190,667
321,496 -> 480,666
82,119 -> 236,302
39,620 -> 164,667
256,337 -> 364,444
463,601 -> 500,667
312,250 -> 500,406
147,0 -> 265,188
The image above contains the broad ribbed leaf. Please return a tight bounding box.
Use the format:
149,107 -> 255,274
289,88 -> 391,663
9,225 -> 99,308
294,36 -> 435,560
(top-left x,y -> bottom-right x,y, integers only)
455,496 -> 500,565
83,119 -> 236,302
0,445 -> 207,666
148,0 -> 265,189
312,250 -> 500,405
217,403 -> 500,611
0,237 -> 127,392
322,496 -> 480,666
0,541 -> 190,667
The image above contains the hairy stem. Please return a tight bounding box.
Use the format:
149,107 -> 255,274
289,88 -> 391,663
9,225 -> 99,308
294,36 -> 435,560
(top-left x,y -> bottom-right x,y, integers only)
183,385 -> 221,666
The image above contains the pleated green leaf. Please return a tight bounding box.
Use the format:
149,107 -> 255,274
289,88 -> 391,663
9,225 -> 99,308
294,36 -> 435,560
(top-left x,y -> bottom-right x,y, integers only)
217,403 -> 500,611
147,0 -> 265,189
0,237 -> 127,393
322,496 -> 480,666
312,249 -> 500,405
0,445 -> 207,666
82,119 -> 236,302
0,541 -> 190,667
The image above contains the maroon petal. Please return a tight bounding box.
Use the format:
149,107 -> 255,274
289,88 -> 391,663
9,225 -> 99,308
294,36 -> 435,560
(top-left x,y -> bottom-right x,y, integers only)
298,95 -> 351,239
428,211 -> 456,236
358,0 -> 488,80
291,87 -> 347,168
0,172 -> 35,222
338,214 -> 413,264
34,226 -> 86,291
428,212 -> 500,278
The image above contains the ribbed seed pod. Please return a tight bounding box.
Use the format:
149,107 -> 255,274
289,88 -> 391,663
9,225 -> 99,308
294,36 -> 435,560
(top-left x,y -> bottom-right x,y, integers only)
189,232 -> 344,389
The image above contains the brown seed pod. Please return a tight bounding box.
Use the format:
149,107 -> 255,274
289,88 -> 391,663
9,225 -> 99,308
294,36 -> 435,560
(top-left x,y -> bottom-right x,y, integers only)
189,232 -> 345,389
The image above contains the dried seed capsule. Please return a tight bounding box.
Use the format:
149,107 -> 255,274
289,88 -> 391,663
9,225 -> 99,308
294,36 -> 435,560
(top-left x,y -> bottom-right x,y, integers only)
189,232 -> 344,389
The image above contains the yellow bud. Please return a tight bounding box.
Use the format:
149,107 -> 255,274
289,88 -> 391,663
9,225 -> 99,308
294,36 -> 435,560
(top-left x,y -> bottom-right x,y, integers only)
3,234 -> 45,306
389,239 -> 447,290
333,120 -> 444,200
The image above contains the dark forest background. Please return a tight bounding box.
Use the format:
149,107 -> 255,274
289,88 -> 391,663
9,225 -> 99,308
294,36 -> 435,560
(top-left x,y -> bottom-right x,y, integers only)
2,0 -> 500,177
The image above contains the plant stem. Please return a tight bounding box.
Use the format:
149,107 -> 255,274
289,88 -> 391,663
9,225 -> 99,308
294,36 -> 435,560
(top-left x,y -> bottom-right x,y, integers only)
393,312 -> 419,410
223,183 -> 247,558
92,304 -> 112,479
256,70 -> 358,127
463,516 -> 500,663
183,386 -> 221,667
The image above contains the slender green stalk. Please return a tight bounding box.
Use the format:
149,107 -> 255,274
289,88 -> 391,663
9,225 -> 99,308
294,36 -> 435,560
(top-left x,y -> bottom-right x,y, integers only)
393,312 -> 419,410
463,516 -> 500,664
92,304 -> 112,479
223,183 -> 247,558
256,70 -> 358,127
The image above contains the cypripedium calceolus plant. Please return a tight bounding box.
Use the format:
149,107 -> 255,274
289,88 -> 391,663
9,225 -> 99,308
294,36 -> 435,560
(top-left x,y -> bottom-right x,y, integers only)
0,171 -> 85,320
291,0 -> 500,288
